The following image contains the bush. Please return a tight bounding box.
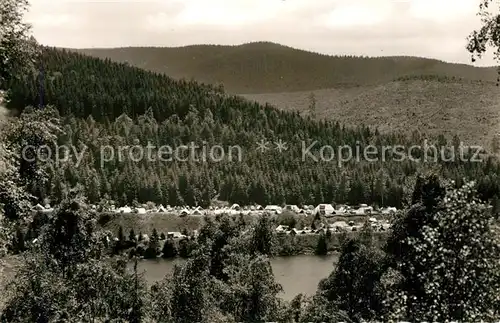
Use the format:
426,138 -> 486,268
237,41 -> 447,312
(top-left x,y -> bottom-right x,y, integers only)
276,212 -> 297,228
97,212 -> 113,226
162,239 -> 178,258
143,246 -> 158,259
178,238 -> 196,258
315,233 -> 328,255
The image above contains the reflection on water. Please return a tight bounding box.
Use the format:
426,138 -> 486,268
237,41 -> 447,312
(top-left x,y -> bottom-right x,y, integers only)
130,254 -> 339,301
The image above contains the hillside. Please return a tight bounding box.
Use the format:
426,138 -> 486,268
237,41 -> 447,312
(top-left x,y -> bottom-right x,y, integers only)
243,79 -> 500,146
74,42 -> 498,94
4,47 -> 500,208
2,47 -> 415,208
74,42 -> 500,145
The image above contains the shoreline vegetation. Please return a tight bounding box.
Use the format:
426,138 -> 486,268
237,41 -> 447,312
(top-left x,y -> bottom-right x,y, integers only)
97,211 -> 390,259
3,177 -> 500,322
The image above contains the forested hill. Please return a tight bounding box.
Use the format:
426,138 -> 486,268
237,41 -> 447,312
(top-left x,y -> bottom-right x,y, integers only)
74,42 -> 497,94
4,47 -> 500,208
74,43 -> 500,147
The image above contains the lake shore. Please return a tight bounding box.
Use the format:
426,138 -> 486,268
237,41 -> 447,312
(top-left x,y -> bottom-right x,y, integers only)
100,212 -> 389,258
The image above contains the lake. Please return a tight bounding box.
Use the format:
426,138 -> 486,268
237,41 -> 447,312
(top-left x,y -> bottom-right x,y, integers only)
131,254 -> 339,301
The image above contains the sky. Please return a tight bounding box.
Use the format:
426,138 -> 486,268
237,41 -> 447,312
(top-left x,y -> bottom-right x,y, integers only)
24,0 -> 498,66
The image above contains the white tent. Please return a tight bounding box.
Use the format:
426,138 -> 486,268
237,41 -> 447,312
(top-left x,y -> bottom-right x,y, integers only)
313,204 -> 335,216
334,205 -> 347,214
264,205 -> 282,214
167,232 -> 187,239
330,221 -> 349,228
192,206 -> 204,215
119,206 -> 132,213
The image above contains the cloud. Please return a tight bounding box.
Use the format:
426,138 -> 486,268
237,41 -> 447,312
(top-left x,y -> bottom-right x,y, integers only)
27,13 -> 79,28
320,2 -> 393,28
409,0 -> 478,22
174,1 -> 275,26
23,0 -> 495,65
145,0 -> 318,29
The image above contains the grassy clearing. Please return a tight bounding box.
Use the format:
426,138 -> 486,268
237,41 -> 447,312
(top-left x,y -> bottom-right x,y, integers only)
99,212 -> 258,236
99,212 -> 391,237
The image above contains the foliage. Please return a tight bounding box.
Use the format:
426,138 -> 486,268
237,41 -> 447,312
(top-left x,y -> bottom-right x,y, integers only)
298,294 -> 352,323
144,228 -> 160,259
385,178 -> 500,321
2,254 -> 148,322
161,239 -> 177,258
318,238 -> 386,321
149,212 -> 287,322
3,106 -> 62,202
467,0 -> 500,63
308,92 -> 316,118
0,177 -> 32,222
1,196 -> 150,322
315,232 -> 328,255
250,214 -> 276,256
359,220 -> 375,245
197,215 -> 239,280
128,228 -> 136,243
276,234 -> 299,256
0,106 -> 62,257
0,0 -> 38,90
0,141 -> 32,225
276,211 -> 297,228
38,194 -> 103,275
221,253 -> 283,322
168,247 -> 212,323
177,238 -> 196,258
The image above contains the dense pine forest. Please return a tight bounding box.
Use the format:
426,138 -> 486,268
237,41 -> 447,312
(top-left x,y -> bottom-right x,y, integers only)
3,47 -> 500,207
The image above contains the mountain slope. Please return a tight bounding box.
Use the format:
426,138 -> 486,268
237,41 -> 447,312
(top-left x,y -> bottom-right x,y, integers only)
243,79 -> 500,146
6,47 -> 500,208
74,42 -> 498,94
74,42 -> 500,145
